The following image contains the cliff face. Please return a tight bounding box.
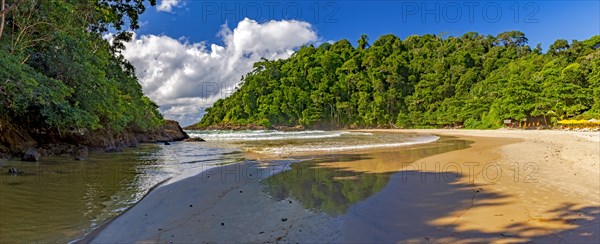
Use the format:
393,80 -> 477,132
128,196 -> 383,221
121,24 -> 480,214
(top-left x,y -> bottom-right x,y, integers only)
0,120 -> 38,158
0,119 -> 189,159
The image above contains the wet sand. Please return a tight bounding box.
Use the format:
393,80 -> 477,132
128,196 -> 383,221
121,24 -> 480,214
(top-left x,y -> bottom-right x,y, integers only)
87,130 -> 599,243
348,129 -> 600,243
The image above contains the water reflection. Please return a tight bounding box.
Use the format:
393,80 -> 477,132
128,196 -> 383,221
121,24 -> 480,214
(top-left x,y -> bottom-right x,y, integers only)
0,142 -> 236,243
263,139 -> 472,215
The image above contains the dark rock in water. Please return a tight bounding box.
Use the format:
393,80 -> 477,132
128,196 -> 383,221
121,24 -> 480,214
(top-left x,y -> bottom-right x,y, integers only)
184,137 -> 205,142
281,218 -> 288,222
22,148 -> 41,161
164,142 -> 171,145
221,222 -> 224,226
8,168 -> 22,175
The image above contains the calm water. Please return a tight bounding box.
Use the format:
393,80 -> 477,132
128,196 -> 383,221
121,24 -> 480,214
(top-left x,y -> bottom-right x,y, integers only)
0,131 -> 466,243
0,142 -> 240,243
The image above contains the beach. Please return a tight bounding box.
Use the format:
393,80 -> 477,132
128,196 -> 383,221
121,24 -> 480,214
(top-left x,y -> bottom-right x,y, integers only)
87,129 -> 600,243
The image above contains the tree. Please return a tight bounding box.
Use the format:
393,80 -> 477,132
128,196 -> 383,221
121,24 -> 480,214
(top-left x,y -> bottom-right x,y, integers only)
549,39 -> 570,54
193,33 -> 600,129
0,0 -> 162,134
496,31 -> 528,47
358,34 -> 369,50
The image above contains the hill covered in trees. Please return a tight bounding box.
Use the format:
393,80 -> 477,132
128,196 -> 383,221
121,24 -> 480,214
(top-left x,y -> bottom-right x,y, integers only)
194,31 -> 600,129
0,0 -> 186,157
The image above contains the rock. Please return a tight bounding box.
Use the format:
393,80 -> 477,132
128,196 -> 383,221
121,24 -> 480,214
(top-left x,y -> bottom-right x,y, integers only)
8,168 -> 22,175
74,157 -> 85,161
0,120 -> 37,155
184,137 -> 205,142
281,218 -> 288,222
164,142 -> 171,145
22,148 -> 41,161
136,120 -> 189,143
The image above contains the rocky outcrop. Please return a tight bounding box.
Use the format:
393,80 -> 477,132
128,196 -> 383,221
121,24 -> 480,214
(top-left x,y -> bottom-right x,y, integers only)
136,120 -> 189,143
0,119 -> 189,159
0,120 -> 37,155
184,137 -> 206,142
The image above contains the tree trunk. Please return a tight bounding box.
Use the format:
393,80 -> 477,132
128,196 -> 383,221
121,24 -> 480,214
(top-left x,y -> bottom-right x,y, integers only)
0,0 -> 5,41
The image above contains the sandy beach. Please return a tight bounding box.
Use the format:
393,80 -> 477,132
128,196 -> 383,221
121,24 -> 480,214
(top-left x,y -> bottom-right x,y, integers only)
86,129 -> 599,243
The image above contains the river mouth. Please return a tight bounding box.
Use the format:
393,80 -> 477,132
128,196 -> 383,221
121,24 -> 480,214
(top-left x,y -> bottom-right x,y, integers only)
0,142 -> 239,243
0,131 -> 468,243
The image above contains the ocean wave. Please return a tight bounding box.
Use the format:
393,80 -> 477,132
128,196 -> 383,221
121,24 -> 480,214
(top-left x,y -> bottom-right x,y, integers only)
186,130 -> 360,141
258,135 -> 440,154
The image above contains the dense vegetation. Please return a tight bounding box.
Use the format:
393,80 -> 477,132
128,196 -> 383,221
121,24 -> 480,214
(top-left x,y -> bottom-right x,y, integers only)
197,32 -> 600,129
0,0 -> 162,135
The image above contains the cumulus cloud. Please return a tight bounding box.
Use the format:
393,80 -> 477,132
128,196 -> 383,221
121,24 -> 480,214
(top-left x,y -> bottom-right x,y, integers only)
157,0 -> 181,13
121,18 -> 318,126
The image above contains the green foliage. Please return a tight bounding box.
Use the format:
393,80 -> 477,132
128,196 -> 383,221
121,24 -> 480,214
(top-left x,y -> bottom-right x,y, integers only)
196,32 -> 600,129
0,0 -> 162,134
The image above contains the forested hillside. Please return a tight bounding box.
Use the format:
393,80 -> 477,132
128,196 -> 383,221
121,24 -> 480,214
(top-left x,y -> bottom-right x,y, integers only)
0,0 -> 178,156
196,31 -> 600,129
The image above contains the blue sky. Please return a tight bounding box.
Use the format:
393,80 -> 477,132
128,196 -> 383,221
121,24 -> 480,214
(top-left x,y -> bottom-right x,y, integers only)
123,0 -> 599,126
140,0 -> 599,50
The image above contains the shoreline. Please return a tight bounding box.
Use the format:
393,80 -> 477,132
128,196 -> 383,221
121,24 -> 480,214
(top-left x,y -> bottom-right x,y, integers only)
348,129 -> 599,242
87,159 -> 344,243
86,129 -> 599,243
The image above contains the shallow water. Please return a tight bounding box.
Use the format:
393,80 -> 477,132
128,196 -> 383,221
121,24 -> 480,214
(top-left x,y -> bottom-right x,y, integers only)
263,138 -> 472,215
189,130 -> 440,154
0,142 -> 239,243
0,131 -> 464,243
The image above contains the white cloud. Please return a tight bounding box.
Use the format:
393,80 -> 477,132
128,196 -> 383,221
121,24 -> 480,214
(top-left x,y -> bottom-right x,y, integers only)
121,18 -> 318,126
157,0 -> 181,13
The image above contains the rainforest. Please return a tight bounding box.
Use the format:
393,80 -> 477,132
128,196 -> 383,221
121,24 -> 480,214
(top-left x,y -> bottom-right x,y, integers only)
0,0 -> 183,156
194,32 -> 600,129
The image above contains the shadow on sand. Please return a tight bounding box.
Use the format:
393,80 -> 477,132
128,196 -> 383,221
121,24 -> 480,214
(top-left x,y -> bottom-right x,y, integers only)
263,141 -> 599,243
